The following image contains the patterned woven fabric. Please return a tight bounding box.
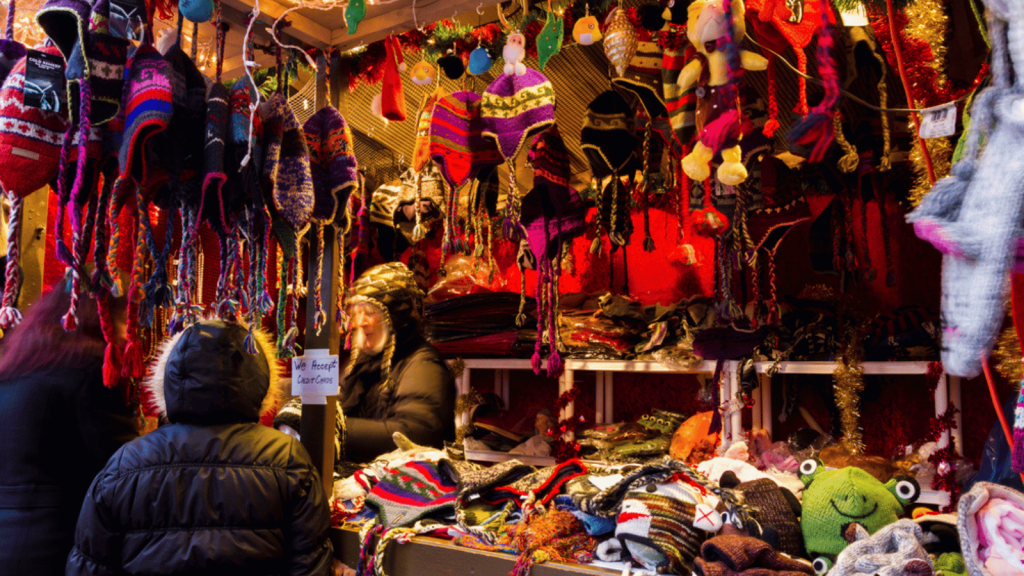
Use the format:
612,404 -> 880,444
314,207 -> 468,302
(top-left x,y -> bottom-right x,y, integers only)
261,92 -> 313,233
661,24 -> 696,147
0,48 -> 71,198
118,43 -> 172,197
303,105 -> 358,225
732,478 -> 805,558
430,90 -> 502,190
481,68 -> 556,161
364,460 -> 457,529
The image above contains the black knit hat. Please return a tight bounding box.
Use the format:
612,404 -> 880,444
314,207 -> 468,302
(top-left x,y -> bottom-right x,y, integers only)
581,90 -> 639,179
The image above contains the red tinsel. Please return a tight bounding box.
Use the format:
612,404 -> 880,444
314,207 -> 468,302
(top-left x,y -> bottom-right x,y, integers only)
925,361 -> 944,394
549,387 -> 583,462
928,445 -> 962,513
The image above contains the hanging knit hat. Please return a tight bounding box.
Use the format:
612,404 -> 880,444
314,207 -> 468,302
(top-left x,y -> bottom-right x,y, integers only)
613,40 -> 666,119
380,34 -> 406,122
303,105 -> 359,225
346,262 -> 425,388
744,0 -> 821,137
411,87 -> 445,173
830,520 -> 934,576
581,90 -> 639,179
60,0 -> 129,126
957,482 -> 1024,576
117,43 -> 172,203
202,81 -> 229,229
0,7 -> 26,88
35,0 -> 90,64
694,535 -> 815,576
228,76 -> 263,208
429,90 -> 502,190
261,91 -> 314,235
0,48 -> 71,199
160,42 -> 207,206
481,68 -> 555,161
660,23 -> 697,147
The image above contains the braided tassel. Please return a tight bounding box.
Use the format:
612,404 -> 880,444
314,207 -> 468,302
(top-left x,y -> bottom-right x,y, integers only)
336,214 -> 350,326
531,264 -> 546,374
313,223 -> 327,336
546,253 -> 564,377
0,191 -> 23,329
412,170 -> 425,243
121,211 -> 146,379
589,179 -> 604,254
105,179 -> 124,297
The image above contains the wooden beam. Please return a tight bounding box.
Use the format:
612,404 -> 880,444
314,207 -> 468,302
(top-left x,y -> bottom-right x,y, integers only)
332,1 -> 496,51
221,0 -> 333,48
16,188 -> 48,310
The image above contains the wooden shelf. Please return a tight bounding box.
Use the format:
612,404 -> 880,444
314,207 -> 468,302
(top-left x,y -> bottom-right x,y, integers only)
755,361 -> 933,375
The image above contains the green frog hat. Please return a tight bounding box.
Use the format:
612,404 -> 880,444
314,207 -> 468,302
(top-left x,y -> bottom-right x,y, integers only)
798,459 -> 920,574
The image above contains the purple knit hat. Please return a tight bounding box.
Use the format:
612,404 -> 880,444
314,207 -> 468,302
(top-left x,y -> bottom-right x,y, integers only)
261,92 -> 314,234
303,105 -> 358,225
116,43 -> 172,210
481,68 -> 556,161
35,0 -> 90,63
429,90 -> 501,190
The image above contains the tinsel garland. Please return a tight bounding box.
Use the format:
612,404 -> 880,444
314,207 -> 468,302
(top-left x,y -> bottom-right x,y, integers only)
993,318 -> 1023,383
833,351 -> 866,455
549,386 -> 582,462
868,0 -> 987,207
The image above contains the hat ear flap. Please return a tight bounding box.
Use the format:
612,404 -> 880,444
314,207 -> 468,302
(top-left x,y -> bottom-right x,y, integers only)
799,458 -> 822,487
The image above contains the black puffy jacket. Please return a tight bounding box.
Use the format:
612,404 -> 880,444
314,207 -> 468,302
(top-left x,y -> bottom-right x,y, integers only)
66,321 -> 333,576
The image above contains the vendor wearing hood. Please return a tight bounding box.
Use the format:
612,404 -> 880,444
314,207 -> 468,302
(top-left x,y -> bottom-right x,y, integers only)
276,262 -> 456,467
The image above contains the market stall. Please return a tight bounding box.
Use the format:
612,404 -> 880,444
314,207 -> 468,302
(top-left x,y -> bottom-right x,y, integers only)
0,0 -> 1022,572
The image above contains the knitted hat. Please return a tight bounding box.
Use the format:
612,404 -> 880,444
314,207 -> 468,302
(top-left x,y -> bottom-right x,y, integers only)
718,474 -> 805,559
481,67 -> 556,161
0,48 -> 71,199
411,87 -> 444,173
261,91 -> 314,234
161,42 -> 207,207
614,488 -> 718,574
799,460 -> 920,559
202,81 -> 229,230
0,33 -> 26,89
303,105 -> 359,225
272,396 -> 302,432
581,90 -> 638,178
957,482 -> 1024,576
35,0 -> 90,63
61,0 -> 130,126
744,0 -> 821,136
380,35 -> 406,122
364,460 -> 457,529
694,535 -> 815,576
429,90 -> 502,190
118,43 -> 172,202
228,76 -> 263,208
612,40 -> 666,119
179,0 -> 214,23
831,520 -> 934,576
346,262 -> 425,388
660,23 -> 696,147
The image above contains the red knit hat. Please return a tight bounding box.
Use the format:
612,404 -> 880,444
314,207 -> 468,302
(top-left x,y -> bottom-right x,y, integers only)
381,35 -> 406,122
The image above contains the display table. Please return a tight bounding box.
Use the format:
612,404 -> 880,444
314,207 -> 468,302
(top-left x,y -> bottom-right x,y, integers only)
330,527 -> 621,576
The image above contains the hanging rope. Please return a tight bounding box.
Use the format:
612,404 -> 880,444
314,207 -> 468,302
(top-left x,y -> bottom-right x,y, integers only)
0,192 -> 23,329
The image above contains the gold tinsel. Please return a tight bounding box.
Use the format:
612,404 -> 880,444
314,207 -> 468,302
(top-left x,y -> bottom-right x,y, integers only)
449,357 -> 466,380
993,315 -> 1023,383
833,353 -> 866,455
901,0 -> 955,208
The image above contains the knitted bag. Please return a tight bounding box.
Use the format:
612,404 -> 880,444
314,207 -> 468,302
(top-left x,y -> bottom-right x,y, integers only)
0,48 -> 70,198
831,520 -> 934,576
364,460 -> 457,529
905,0 -> 1024,378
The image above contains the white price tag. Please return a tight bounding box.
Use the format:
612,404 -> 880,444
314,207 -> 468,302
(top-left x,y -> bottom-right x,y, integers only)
839,3 -> 869,26
589,474 -> 624,490
918,102 -> 957,139
291,349 -> 340,397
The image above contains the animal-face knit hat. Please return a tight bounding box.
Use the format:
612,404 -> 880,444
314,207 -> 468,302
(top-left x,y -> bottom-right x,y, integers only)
831,520 -> 934,576
429,90 -> 502,190
481,67 -> 556,161
905,0 -> 1024,378
303,105 -> 359,225
0,47 -> 70,199
957,482 -> 1024,576
261,91 -> 314,235
345,262 -> 425,388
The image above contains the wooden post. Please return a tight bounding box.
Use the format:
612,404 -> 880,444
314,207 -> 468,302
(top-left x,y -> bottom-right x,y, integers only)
299,50 -> 340,498
17,188 -> 49,309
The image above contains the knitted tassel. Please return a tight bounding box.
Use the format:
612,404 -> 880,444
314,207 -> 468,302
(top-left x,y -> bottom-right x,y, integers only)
516,261 -> 528,328
531,264 -> 546,375
121,211 -> 146,379
411,170 -> 425,243
546,257 -> 564,377
787,0 -> 840,163
762,56 -> 780,137
313,223 -> 327,336
0,192 -> 22,329
833,115 -> 860,173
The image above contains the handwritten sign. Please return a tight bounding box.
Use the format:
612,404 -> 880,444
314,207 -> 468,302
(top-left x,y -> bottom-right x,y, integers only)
291,350 -> 340,397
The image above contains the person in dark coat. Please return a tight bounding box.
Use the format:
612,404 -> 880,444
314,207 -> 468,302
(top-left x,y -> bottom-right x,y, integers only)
66,319 -> 334,575
0,275 -> 138,576
275,262 -> 456,466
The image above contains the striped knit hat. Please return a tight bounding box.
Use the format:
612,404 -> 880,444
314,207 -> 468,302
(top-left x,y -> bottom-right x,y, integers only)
261,91 -> 313,234
303,105 -> 358,225
0,47 -> 71,198
660,23 -> 696,147
481,67 -> 556,161
228,77 -> 263,208
118,43 -> 172,200
365,460 -> 457,528
613,40 -> 666,119
411,87 -> 444,173
429,90 -> 502,190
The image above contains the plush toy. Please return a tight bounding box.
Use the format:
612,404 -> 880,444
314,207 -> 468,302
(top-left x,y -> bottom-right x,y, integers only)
409,60 -> 436,85
572,5 -> 602,45
468,47 -> 493,75
799,459 -> 920,574
597,479 -> 723,575
677,0 -> 767,186
502,32 -> 527,76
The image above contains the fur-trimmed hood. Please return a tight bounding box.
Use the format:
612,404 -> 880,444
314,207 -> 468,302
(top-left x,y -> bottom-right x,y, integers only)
144,319 -> 282,424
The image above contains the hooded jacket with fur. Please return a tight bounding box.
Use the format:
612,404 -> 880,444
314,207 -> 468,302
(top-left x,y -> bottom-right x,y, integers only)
66,320 -> 333,576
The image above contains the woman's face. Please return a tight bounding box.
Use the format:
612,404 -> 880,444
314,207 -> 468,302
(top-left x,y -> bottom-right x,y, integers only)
348,302 -> 388,355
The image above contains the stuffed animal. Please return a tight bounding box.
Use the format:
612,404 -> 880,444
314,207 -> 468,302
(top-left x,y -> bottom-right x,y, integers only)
503,32 -> 528,76
409,60 -> 437,85
572,6 -> 602,45
799,459 -> 920,574
597,479 -> 723,575
676,0 -> 766,186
